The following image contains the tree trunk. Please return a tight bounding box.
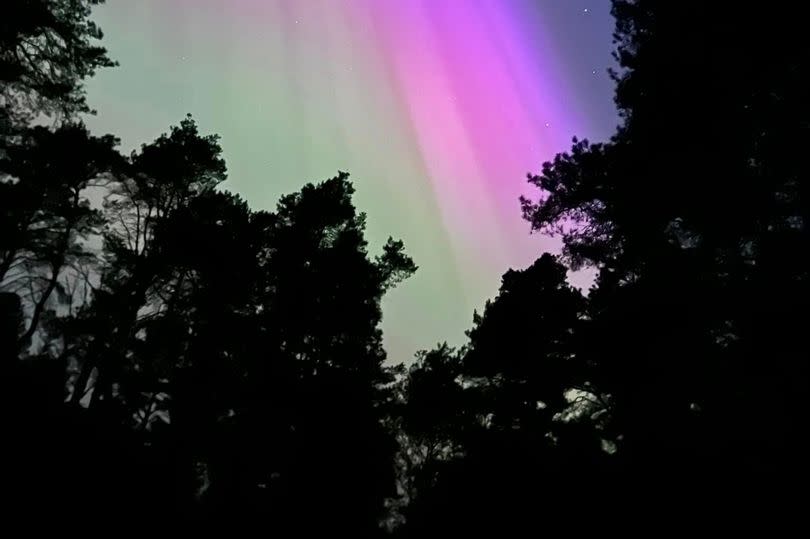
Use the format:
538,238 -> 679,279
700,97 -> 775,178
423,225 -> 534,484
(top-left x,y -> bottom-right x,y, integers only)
70,355 -> 96,406
17,261 -> 61,346
18,190 -> 80,346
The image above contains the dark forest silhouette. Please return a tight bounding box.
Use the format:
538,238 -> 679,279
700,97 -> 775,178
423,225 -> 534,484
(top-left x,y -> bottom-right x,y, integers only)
2,0 -> 808,534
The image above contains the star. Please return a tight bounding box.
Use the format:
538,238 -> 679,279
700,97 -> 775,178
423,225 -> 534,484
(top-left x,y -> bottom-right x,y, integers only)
583,8 -> 590,14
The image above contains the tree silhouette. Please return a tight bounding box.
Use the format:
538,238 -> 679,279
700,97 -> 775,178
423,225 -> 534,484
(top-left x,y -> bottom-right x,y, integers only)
66,115 -> 227,408
0,2 -> 419,521
0,123 -> 119,350
397,255 -> 609,535
0,0 -> 115,127
520,0 -> 810,509
183,173 -> 416,533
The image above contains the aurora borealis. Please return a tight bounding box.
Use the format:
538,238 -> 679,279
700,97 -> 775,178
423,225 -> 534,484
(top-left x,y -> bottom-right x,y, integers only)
82,0 -> 617,363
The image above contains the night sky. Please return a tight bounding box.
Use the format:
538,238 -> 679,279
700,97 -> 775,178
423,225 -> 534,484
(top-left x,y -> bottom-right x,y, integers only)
82,0 -> 618,364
